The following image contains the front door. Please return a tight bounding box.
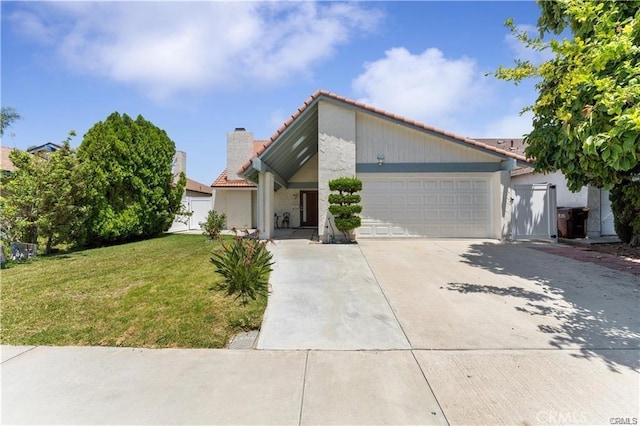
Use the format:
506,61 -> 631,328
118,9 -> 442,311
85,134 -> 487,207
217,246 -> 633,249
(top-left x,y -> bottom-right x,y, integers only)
300,190 -> 318,227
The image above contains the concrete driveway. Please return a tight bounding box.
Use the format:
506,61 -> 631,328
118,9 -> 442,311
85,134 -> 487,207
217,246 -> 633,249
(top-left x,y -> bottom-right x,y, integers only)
358,239 -> 639,424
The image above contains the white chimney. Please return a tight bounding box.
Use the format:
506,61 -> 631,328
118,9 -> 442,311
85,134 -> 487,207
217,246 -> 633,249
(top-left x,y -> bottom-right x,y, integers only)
173,150 -> 187,183
227,128 -> 254,180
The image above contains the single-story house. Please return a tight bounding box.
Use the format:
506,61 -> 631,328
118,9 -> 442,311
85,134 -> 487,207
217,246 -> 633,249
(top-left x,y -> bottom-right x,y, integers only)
168,151 -> 213,232
477,138 -> 616,237
212,90 -> 532,242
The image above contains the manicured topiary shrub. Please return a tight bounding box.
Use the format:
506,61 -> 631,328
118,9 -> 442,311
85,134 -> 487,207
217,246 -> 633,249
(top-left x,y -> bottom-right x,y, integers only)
328,177 -> 362,242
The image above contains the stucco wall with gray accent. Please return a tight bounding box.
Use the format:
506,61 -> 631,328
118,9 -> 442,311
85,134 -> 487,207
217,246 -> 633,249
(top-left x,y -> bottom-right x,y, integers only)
227,130 -> 254,180
318,101 -> 356,242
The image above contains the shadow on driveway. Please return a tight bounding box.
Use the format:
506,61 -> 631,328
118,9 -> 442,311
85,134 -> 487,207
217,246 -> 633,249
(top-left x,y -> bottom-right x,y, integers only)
450,242 -> 639,373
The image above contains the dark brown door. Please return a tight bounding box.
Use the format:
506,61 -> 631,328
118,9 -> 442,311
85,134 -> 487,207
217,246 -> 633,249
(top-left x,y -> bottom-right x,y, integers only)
300,190 -> 318,227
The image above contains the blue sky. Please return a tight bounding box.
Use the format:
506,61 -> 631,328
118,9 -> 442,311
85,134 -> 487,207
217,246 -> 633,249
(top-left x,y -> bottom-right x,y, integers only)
2,1 -> 549,186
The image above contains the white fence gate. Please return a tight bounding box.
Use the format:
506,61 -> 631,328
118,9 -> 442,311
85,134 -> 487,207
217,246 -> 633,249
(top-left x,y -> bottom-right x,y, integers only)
512,184 -> 558,241
168,196 -> 212,232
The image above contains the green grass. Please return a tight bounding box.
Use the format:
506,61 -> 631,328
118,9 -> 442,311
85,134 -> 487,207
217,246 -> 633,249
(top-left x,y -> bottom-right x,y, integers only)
0,234 -> 267,348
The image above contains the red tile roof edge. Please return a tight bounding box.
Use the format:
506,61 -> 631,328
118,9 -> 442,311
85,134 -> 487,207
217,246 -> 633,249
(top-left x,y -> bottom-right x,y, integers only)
211,169 -> 257,188
239,90 -> 529,174
185,178 -> 213,194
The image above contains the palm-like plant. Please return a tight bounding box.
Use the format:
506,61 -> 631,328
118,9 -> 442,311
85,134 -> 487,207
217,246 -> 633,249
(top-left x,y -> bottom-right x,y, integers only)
210,236 -> 274,305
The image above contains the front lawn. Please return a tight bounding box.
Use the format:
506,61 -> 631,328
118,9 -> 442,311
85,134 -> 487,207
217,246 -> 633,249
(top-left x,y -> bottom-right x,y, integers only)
0,234 -> 267,348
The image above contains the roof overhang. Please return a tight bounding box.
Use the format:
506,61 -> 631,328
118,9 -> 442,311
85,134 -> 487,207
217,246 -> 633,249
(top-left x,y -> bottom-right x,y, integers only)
242,101 -> 319,189
241,90 -> 532,185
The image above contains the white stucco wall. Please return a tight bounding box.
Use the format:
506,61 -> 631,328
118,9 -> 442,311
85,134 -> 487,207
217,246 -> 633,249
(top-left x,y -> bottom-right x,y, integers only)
274,189 -> 302,228
512,171 -> 588,207
317,101 -> 356,242
212,189 -> 254,230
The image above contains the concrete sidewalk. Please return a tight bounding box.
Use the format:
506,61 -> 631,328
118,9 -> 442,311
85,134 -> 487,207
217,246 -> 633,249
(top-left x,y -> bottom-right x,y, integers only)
1,345 -> 446,425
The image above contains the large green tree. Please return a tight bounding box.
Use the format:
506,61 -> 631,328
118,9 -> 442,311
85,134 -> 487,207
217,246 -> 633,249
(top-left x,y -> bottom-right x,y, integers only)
495,0 -> 640,242
78,112 -> 186,245
0,133 -> 89,253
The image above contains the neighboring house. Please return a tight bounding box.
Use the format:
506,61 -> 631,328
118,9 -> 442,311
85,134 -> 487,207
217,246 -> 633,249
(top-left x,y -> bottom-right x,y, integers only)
168,151 -> 213,232
26,142 -> 62,155
212,90 -> 529,242
1,146 -> 17,174
477,138 -> 616,237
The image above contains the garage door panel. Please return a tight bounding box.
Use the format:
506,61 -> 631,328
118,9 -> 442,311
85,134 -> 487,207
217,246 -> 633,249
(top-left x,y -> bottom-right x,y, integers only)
358,174 -> 493,238
457,195 -> 472,205
423,181 -> 438,190
457,180 -> 472,190
440,181 -> 455,190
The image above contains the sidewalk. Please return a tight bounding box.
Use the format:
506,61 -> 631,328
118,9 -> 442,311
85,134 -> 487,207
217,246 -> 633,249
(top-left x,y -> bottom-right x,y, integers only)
1,345 -> 446,425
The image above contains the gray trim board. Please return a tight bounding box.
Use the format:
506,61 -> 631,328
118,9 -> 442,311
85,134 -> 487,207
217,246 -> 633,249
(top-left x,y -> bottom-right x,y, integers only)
356,162 -> 503,173
288,182 -> 318,189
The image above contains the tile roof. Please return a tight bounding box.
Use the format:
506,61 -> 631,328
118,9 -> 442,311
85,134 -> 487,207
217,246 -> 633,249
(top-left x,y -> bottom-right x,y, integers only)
239,90 -> 530,174
211,139 -> 269,188
1,146 -> 16,172
185,178 -> 213,194
211,169 -> 257,188
474,138 -> 527,158
253,140 -> 269,156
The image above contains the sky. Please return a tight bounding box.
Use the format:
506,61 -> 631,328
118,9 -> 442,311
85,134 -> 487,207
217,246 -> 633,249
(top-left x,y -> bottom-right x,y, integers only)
1,1 -> 552,186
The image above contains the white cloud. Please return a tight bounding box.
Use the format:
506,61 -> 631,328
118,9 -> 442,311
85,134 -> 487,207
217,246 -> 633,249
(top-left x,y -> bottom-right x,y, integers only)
9,2 -> 382,101
505,24 -> 555,65
351,47 -> 488,128
477,110 -> 534,139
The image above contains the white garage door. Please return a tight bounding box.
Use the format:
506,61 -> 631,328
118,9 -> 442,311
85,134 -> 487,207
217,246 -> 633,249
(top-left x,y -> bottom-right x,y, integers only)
357,174 -> 493,238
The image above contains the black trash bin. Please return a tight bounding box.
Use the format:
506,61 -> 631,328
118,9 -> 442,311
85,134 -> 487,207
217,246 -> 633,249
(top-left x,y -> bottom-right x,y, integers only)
557,207 -> 589,238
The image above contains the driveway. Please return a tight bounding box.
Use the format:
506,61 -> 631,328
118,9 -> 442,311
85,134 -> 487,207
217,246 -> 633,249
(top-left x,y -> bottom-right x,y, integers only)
358,239 -> 639,424
257,239 -> 409,350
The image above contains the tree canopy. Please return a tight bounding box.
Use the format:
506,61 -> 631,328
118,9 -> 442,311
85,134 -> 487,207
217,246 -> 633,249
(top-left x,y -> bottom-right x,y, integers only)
1,106 -> 22,136
78,112 -> 185,245
1,133 -> 89,253
495,0 -> 639,191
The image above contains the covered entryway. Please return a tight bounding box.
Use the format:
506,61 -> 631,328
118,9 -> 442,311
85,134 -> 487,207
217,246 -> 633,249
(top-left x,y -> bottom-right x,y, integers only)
358,174 -> 493,238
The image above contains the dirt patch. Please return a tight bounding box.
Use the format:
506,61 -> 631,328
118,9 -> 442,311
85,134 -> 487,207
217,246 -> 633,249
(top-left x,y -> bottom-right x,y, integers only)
580,242 -> 640,260
531,242 -> 640,276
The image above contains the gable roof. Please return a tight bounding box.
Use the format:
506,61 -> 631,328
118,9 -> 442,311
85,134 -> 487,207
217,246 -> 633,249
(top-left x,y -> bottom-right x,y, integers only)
26,142 -> 62,154
474,138 -> 527,158
186,178 -> 213,195
240,90 -> 529,177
